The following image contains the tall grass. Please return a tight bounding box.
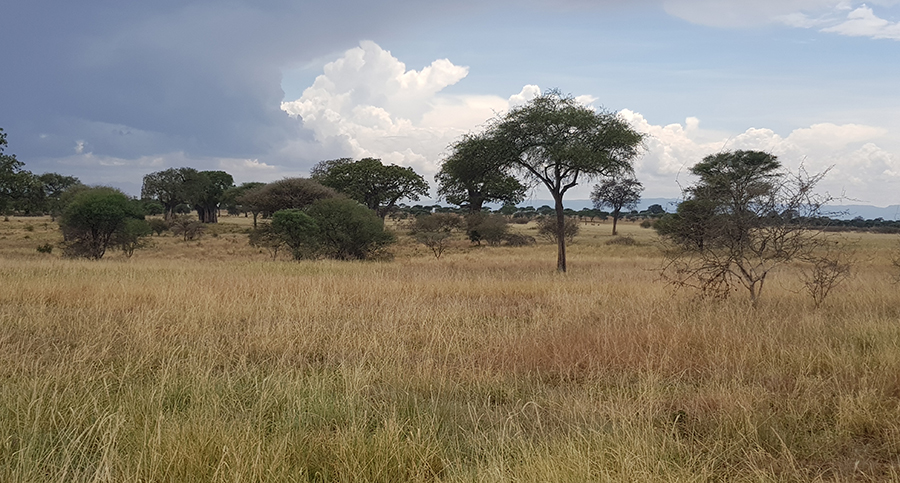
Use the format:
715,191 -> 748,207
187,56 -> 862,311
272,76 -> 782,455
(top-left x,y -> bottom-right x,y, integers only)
1,216 -> 898,481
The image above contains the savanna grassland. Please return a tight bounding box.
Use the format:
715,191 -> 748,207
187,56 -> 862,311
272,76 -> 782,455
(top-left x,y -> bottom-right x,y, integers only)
1,215 -> 899,482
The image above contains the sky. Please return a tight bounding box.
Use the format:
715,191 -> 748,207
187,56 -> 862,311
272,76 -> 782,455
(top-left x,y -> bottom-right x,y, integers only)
2,0 -> 899,206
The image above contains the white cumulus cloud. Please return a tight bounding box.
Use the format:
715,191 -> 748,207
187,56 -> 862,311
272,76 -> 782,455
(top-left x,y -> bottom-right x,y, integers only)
661,0 -> 900,41
282,41 -> 524,175
622,112 -> 898,204
823,5 -> 900,39
281,40 -> 899,206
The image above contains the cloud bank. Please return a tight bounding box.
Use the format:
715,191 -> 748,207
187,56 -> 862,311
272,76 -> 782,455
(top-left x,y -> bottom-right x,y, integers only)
282,41 -> 898,205
663,0 -> 900,40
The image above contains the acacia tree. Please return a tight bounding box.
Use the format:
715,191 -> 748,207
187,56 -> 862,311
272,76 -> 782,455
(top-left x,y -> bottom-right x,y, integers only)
656,150 -> 839,305
435,133 -> 525,213
311,158 -> 429,218
60,187 -> 147,259
238,177 -> 337,226
39,173 -> 83,219
492,90 -> 645,272
591,176 -> 643,235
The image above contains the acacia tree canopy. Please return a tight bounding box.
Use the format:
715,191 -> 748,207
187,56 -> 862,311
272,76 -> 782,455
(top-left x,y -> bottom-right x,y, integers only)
591,176 -> 643,235
60,187 -> 147,260
492,90 -> 645,272
656,150 -> 837,305
311,157 -> 429,218
435,133 -> 525,213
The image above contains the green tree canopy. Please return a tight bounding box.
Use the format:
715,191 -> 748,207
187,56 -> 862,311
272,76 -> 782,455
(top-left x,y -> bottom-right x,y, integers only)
190,170 -> 234,223
240,178 -> 338,221
141,167 -> 202,221
435,133 -> 525,213
0,128 -> 32,217
491,90 -> 645,271
270,209 -> 319,260
311,157 -> 429,218
305,198 -> 395,260
60,187 -> 146,259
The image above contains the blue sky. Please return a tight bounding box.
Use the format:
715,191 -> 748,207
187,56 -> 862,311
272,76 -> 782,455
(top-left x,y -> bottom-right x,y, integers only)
2,1 -> 899,205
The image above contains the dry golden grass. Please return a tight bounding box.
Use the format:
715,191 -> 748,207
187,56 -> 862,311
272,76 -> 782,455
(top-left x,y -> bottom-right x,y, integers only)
1,215 -> 899,481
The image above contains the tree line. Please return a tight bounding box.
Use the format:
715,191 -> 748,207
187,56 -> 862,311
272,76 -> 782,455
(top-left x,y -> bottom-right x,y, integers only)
2,90 -> 861,304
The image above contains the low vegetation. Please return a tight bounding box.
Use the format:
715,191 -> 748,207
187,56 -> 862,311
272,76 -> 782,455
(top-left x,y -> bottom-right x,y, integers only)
1,215 -> 897,482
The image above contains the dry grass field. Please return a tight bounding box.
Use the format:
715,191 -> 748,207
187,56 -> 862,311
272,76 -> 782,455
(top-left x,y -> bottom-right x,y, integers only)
1,215 -> 899,482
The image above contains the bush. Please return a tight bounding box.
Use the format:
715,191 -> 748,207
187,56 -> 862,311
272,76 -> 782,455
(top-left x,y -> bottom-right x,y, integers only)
115,218 -> 152,257
60,187 -> 146,259
536,216 -> 579,244
305,198 -> 394,260
465,213 -> 508,246
504,233 -> 536,247
411,213 -> 462,258
606,236 -> 637,246
36,243 -> 53,254
248,223 -> 285,260
271,209 -> 319,260
640,219 -> 653,229
170,215 -> 204,241
148,218 -> 170,236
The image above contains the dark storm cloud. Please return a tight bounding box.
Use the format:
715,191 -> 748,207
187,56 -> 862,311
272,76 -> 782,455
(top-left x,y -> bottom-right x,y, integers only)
0,0 -> 475,176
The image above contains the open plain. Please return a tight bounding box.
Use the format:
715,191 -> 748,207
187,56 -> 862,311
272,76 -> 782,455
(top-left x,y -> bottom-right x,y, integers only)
1,216 -> 899,482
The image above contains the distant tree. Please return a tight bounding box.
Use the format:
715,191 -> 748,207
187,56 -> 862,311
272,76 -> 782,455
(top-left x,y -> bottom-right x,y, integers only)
435,133 -> 525,213
147,218 -> 170,236
465,213 -> 509,246
270,209 -> 319,260
0,128 -> 32,218
311,158 -> 429,218
141,167 -> 202,221
491,90 -> 645,272
60,187 -> 146,259
656,150 -> 843,305
170,215 -> 204,241
411,213 -> 462,258
140,199 -> 165,216
190,170 -> 234,223
305,198 -> 395,260
222,181 -> 265,217
114,218 -> 152,257
646,203 -> 665,215
536,215 -> 579,244
39,173 -> 82,219
240,178 -> 338,225
591,176 -> 643,235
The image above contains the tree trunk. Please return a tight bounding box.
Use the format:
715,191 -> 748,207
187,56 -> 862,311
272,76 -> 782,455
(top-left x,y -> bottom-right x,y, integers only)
612,212 -> 619,236
554,196 -> 567,273
469,195 -> 485,214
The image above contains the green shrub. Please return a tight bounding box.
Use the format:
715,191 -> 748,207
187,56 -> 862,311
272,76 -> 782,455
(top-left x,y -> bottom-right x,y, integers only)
305,199 -> 395,260
115,218 -> 152,257
148,218 -> 170,236
271,209 -> 319,260
36,243 -> 53,254
411,213 -> 462,258
504,233 -> 536,247
465,213 -> 508,246
60,187 -> 145,259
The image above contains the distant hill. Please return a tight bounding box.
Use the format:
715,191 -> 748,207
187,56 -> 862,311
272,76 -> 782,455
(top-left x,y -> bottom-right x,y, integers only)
513,199 -> 900,220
